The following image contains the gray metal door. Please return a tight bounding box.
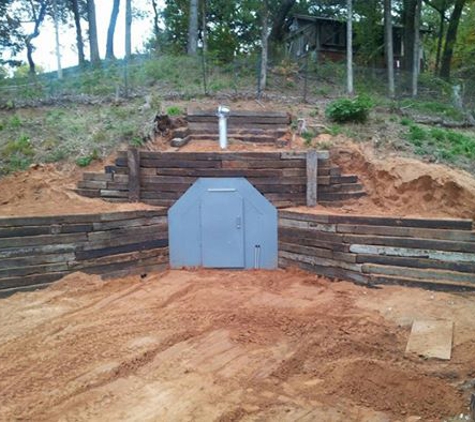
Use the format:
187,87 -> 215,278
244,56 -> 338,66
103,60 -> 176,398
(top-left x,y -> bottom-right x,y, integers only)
200,189 -> 244,268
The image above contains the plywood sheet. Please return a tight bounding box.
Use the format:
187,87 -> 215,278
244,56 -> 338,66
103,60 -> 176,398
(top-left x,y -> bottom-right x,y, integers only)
405,320 -> 454,360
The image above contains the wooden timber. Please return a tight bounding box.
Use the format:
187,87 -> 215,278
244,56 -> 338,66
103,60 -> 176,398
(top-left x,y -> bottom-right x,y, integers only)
278,210 -> 475,291
77,151 -> 364,208
0,210 -> 169,294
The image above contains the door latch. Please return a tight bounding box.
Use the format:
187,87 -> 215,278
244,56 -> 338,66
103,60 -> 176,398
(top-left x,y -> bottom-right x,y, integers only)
236,216 -> 241,229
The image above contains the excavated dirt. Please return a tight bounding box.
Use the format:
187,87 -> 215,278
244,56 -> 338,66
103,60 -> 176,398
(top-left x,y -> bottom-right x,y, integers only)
0,162 -> 161,217
328,141 -> 475,220
1,132 -> 475,220
1,269 -> 474,421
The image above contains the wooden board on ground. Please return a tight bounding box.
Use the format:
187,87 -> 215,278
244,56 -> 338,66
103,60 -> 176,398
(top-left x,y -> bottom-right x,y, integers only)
405,320 -> 454,360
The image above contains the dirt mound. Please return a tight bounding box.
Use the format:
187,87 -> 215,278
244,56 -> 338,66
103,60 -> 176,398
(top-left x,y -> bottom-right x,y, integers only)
0,269 -> 473,421
0,163 -> 158,217
324,359 -> 463,418
331,142 -> 475,219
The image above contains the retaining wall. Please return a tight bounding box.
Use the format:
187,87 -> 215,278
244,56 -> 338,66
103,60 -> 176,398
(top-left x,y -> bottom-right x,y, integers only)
77,150 -> 364,208
279,210 -> 475,290
3,207 -> 473,295
0,209 -> 168,296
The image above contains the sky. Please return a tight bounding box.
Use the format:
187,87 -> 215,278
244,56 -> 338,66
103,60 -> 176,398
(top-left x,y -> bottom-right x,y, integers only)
23,0 -> 165,72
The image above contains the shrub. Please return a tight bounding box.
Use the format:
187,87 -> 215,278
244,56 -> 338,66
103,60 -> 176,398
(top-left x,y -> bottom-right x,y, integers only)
325,96 -> 374,123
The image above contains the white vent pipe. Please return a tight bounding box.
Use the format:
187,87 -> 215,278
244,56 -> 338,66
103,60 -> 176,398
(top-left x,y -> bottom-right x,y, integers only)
217,105 -> 230,149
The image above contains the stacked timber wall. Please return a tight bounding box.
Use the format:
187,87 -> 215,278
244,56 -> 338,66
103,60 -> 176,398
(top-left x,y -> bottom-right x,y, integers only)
172,110 -> 290,145
0,210 -> 168,296
77,151 -> 364,208
279,210 -> 475,290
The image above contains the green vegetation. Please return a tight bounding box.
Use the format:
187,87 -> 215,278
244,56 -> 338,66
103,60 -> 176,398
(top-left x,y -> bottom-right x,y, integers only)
400,99 -> 465,121
301,130 -> 315,146
0,98 -> 154,175
325,124 -> 344,136
325,96 -> 374,124
404,122 -> 475,161
75,149 -> 99,167
166,105 -> 182,116
0,135 -> 34,174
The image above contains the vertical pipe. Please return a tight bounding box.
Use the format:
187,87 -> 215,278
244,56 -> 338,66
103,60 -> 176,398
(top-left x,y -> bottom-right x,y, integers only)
217,106 -> 230,149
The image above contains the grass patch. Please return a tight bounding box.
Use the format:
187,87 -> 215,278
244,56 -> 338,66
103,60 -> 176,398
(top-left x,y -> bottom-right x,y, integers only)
166,106 -> 182,116
400,99 -> 465,121
404,122 -> 475,161
0,135 -> 35,174
76,149 -> 99,167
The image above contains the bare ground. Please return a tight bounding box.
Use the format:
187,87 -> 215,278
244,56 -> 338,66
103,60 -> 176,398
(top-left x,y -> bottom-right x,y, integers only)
1,269 -> 474,422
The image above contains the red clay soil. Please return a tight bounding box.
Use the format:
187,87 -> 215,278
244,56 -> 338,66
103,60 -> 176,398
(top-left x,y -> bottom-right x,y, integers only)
328,142 -> 475,220
1,137 -> 475,220
0,269 -> 474,421
0,163 -> 161,217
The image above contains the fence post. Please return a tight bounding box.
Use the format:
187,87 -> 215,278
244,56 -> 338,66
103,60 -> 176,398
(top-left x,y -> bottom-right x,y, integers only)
306,149 -> 318,207
127,147 -> 140,202
303,50 -> 309,103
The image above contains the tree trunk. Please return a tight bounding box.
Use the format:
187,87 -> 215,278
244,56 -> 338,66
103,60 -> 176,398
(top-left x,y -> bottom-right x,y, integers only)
347,0 -> 354,95
87,0 -> 101,66
269,0 -> 296,42
188,0 -> 198,55
106,0 -> 121,60
201,0 -> 207,54
151,0 -> 160,40
435,7 -> 446,75
25,0 -> 48,75
53,0 -> 62,79
70,0 -> 85,67
125,0 -> 132,60
440,0 -> 466,80
402,0 -> 417,73
259,1 -> 269,93
411,0 -> 421,97
384,0 -> 395,98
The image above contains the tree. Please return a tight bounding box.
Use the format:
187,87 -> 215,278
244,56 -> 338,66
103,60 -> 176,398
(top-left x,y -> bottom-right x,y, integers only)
402,0 -> 417,74
412,0 -> 422,96
384,0 -> 395,97
424,0 -> 452,75
259,0 -> 270,94
22,0 -> 49,75
87,0 -> 100,65
125,0 -> 132,60
440,0 -> 467,79
188,0 -> 198,55
70,0 -> 86,67
0,0 -> 22,66
347,0 -> 354,95
106,0 -> 121,60
269,0 -> 296,42
52,0 -> 63,79
151,0 -> 160,41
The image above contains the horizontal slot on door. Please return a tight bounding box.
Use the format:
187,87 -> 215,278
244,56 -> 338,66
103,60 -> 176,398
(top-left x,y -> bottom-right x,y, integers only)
207,188 -> 237,192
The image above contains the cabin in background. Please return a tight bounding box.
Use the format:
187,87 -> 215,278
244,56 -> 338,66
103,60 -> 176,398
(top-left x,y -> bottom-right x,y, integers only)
285,14 -> 423,69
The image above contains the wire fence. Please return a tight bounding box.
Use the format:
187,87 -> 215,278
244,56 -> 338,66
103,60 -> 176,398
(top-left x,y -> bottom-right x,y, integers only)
0,54 -> 473,115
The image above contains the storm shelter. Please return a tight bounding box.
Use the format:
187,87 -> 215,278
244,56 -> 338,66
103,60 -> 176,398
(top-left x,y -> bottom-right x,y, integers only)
168,178 -> 277,269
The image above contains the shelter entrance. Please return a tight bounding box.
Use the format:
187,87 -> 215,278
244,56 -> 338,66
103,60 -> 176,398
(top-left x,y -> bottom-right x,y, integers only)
201,189 -> 244,268
169,178 -> 277,270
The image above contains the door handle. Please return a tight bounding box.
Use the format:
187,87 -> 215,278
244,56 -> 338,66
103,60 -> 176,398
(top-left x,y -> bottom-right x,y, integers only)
236,216 -> 241,229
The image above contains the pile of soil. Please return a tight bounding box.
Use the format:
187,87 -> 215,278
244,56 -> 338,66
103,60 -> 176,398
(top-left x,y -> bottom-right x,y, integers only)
329,142 -> 475,219
0,163 -> 159,217
0,269 -> 473,421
